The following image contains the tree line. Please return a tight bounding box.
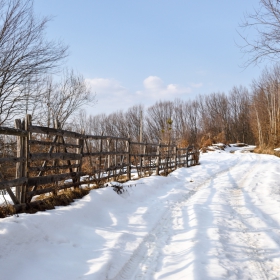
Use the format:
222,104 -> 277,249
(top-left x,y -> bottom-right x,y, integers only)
70,63 -> 280,151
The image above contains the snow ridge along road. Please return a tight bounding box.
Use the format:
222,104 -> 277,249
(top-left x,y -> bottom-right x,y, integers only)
1,151 -> 280,280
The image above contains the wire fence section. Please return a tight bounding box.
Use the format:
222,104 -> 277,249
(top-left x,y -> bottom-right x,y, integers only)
0,115 -> 200,211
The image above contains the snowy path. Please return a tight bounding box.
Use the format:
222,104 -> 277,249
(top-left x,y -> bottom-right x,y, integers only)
1,151 -> 280,279
112,154 -> 280,279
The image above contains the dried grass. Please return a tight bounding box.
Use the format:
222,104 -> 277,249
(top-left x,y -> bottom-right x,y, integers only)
254,146 -> 275,155
0,203 -> 16,218
0,187 -> 91,218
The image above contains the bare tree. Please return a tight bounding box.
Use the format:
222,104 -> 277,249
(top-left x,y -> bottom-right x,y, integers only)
228,86 -> 252,143
0,0 -> 67,124
146,101 -> 174,143
125,105 -> 144,141
239,0 -> 280,66
35,70 -> 95,128
172,99 -> 200,147
251,64 -> 280,147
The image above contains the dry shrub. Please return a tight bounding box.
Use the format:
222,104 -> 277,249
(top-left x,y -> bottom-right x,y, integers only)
0,204 -> 15,218
213,132 -> 226,144
177,138 -> 189,148
0,187 -> 91,218
254,146 -> 275,155
25,187 -> 91,214
81,157 -> 98,176
200,147 -> 208,153
200,136 -> 212,148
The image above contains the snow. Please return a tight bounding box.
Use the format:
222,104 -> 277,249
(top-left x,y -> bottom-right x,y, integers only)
1,149 -> 280,279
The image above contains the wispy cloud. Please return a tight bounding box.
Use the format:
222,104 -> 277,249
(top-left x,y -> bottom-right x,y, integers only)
86,78 -> 128,97
85,76 -> 202,115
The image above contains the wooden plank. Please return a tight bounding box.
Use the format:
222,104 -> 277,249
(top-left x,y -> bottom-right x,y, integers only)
83,151 -> 129,157
0,177 -> 28,190
29,163 -> 80,172
0,126 -> 28,136
130,153 -> 158,157
27,171 -> 129,198
28,172 -> 85,186
26,181 -> 82,197
29,152 -> 82,161
84,135 -> 129,141
29,140 -> 80,148
30,126 -> 129,142
0,157 -> 25,164
158,143 -> 176,148
29,125 -> 82,139
5,186 -> 20,205
130,141 -> 159,146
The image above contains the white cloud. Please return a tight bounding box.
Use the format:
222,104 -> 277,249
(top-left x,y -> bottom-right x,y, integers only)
137,76 -> 192,99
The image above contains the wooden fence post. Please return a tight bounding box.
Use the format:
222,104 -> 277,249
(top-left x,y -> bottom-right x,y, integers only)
126,138 -> 131,180
143,143 -> 147,177
75,131 -> 84,188
107,139 -> 111,170
98,134 -> 103,182
114,139 -> 117,180
174,146 -> 177,170
156,143 -> 160,175
186,147 -> 189,168
15,119 -> 23,201
20,114 -> 31,203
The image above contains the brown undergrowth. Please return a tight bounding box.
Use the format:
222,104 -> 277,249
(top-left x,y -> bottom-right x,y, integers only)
254,146 -> 275,155
0,187 -> 92,218
0,204 -> 16,218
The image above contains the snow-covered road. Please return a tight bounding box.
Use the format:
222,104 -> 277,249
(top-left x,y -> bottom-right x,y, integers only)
1,150 -> 280,279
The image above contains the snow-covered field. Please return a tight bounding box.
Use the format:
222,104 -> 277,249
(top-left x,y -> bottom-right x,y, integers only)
1,148 -> 280,279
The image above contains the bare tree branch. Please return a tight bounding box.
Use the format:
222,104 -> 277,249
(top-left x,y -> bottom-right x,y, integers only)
0,0 -> 68,124
238,0 -> 280,67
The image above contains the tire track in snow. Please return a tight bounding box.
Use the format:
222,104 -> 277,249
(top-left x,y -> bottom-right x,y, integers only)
226,155 -> 271,279
109,160 -> 243,280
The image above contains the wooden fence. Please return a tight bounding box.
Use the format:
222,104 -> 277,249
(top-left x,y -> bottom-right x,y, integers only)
0,115 -> 200,212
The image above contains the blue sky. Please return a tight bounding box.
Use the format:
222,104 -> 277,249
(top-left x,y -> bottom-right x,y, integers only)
34,0 -> 263,115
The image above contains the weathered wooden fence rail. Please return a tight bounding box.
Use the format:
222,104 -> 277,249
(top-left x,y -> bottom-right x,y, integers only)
0,115 -> 200,212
